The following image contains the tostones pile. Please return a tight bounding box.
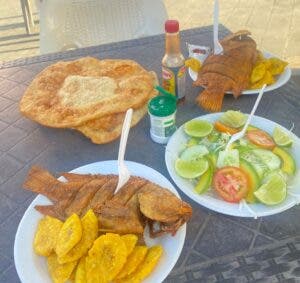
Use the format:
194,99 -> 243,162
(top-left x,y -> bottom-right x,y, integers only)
34,210 -> 163,283
19,57 -> 158,144
249,51 -> 288,89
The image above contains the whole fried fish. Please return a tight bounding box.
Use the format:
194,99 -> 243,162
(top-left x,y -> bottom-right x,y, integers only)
194,30 -> 257,112
23,166 -> 192,238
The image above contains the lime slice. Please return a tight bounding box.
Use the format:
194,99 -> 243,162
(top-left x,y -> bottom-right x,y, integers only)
181,145 -> 209,161
219,110 -> 247,128
254,173 -> 287,205
184,120 -> 213,138
273,127 -> 293,147
175,158 -> 208,179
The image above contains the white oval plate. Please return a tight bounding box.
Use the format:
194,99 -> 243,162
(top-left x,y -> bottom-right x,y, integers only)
165,113 -> 300,218
14,160 -> 186,283
188,52 -> 291,95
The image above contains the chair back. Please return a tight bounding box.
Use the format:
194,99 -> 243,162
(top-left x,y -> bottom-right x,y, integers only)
39,0 -> 168,53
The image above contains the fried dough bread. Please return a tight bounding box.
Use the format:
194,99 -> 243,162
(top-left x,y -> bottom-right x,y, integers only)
20,57 -> 155,128
75,103 -> 148,144
74,72 -> 158,144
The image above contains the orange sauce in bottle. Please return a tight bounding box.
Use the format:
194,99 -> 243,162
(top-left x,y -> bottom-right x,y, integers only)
162,20 -> 186,103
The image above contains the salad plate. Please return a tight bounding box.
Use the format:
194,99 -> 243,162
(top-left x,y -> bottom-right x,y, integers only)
14,160 -> 186,283
188,52 -> 292,95
165,113 -> 300,217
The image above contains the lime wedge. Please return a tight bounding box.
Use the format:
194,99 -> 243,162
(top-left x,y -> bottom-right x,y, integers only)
219,110 -> 247,128
273,127 -> 293,147
254,173 -> 287,205
181,145 -> 209,161
184,120 -> 213,138
175,158 -> 208,179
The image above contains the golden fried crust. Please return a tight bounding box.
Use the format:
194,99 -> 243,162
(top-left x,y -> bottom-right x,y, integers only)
138,183 -> 193,223
74,86 -> 158,144
74,104 -> 147,144
25,167 -> 193,237
19,57 -> 155,128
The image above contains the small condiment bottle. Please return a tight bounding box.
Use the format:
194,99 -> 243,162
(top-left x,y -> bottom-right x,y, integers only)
148,95 -> 177,144
162,20 -> 186,103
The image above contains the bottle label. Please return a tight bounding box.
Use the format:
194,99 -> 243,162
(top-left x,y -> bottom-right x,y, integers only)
162,65 -> 186,99
150,114 -> 176,138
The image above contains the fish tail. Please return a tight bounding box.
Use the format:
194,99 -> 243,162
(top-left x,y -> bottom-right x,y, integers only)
23,166 -> 58,194
196,89 -> 225,112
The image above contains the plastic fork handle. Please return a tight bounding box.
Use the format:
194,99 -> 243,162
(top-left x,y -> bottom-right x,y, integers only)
240,84 -> 266,137
225,84 -> 266,151
213,0 -> 222,55
118,108 -> 133,168
115,108 -> 133,194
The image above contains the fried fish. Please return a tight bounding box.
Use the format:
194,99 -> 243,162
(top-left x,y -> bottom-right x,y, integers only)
194,30 -> 257,112
23,166 -> 192,238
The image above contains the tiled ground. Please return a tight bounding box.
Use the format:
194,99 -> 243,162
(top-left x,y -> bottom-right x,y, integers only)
0,0 -> 299,69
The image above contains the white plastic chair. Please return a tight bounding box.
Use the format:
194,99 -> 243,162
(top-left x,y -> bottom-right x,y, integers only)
38,0 -> 168,54
20,0 -> 35,34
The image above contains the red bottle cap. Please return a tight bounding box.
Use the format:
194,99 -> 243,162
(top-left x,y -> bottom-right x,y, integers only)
165,20 -> 179,33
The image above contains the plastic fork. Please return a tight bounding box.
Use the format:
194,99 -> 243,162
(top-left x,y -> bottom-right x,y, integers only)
225,84 -> 266,151
114,108 -> 133,194
213,0 -> 223,55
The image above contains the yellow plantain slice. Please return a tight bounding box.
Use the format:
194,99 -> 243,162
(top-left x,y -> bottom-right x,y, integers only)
86,233 -> 127,282
121,234 -> 138,256
250,62 -> 266,84
116,246 -> 148,279
268,57 -> 288,75
33,216 -> 63,256
56,214 -> 82,257
75,256 -> 87,283
250,70 -> 275,89
58,209 -> 98,263
85,251 -> 108,283
47,253 -> 77,283
116,245 -> 163,283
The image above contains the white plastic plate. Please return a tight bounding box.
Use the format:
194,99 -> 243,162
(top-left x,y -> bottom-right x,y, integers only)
14,161 -> 186,283
165,113 -> 300,217
188,52 -> 291,95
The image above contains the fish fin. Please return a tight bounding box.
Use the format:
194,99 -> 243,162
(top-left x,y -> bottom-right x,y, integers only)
196,89 -> 225,112
34,204 -> 65,220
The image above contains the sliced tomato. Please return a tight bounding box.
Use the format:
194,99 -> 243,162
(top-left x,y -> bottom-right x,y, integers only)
213,166 -> 249,203
214,121 -> 240,135
246,129 -> 275,149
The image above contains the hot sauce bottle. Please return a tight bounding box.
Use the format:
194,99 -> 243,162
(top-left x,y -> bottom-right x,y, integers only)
162,20 -> 186,103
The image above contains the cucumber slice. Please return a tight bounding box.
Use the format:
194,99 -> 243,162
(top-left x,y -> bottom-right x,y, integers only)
240,159 -> 260,203
238,137 -> 259,149
217,149 -> 239,168
240,151 -> 268,179
252,149 -> 281,171
194,158 -> 213,194
273,146 -> 296,175
181,145 -> 209,161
